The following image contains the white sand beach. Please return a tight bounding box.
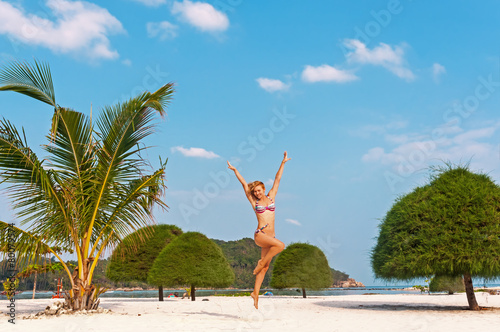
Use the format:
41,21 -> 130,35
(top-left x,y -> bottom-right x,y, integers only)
2,293 -> 500,332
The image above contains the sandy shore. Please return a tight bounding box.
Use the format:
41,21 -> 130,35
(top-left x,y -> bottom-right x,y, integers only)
2,293 -> 500,331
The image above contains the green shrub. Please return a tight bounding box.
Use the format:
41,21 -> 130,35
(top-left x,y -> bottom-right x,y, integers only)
429,275 -> 464,294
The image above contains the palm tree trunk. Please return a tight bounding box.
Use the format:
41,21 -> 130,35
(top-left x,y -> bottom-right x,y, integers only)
191,285 -> 196,301
64,270 -> 100,310
463,273 -> 479,310
32,271 -> 37,299
302,288 -> 306,298
159,285 -> 164,301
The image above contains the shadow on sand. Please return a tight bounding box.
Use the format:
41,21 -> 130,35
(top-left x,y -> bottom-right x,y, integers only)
183,311 -> 242,319
313,300 -> 500,312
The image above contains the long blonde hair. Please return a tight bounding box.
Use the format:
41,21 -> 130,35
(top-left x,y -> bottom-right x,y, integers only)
247,181 -> 265,200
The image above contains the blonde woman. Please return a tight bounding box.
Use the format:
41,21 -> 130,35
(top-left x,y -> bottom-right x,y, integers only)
227,151 -> 290,309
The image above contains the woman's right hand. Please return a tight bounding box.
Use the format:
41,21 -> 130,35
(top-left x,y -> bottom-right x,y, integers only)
227,161 -> 236,171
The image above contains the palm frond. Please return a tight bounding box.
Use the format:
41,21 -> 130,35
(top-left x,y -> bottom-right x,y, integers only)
0,60 -> 56,107
89,162 -> 168,256
16,261 -> 72,278
0,118 -> 80,255
44,108 -> 95,177
142,82 -> 175,117
0,118 -> 67,221
83,83 -> 174,256
0,221 -> 58,267
43,108 -> 96,232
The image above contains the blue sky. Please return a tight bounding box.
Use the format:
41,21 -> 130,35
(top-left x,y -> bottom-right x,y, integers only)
1,0 -> 500,286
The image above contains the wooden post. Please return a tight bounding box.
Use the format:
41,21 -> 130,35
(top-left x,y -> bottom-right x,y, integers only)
302,288 -> 306,298
159,285 -> 164,301
191,285 -> 195,301
32,271 -> 37,299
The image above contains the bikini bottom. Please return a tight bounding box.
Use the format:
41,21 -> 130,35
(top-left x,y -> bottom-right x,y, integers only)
255,224 -> 275,238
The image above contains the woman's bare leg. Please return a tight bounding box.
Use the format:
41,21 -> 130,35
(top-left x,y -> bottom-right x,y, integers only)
251,247 -> 270,309
253,233 -> 285,275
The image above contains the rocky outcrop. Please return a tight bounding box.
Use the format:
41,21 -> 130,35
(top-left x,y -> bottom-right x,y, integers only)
333,278 -> 365,288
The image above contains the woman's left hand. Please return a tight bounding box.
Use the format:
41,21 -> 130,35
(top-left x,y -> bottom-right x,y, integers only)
282,151 -> 291,163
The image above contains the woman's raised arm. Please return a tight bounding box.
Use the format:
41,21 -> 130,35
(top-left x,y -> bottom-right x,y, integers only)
228,161 -> 252,200
268,151 -> 291,198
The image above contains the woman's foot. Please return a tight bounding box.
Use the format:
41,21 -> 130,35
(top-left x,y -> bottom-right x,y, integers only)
251,292 -> 259,309
253,260 -> 265,275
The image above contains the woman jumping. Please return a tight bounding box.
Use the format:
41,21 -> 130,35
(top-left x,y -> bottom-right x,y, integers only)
227,151 -> 291,309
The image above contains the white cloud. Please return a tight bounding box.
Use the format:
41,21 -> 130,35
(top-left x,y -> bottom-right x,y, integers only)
171,146 -> 220,159
171,0 -> 229,32
131,0 -> 167,6
0,0 -> 124,60
301,64 -> 358,83
285,218 -> 301,226
362,147 -> 386,163
343,39 -> 415,81
361,122 -> 500,175
121,59 -> 132,66
453,127 -> 496,145
436,123 -> 463,136
256,77 -> 290,92
147,21 -> 178,40
432,63 -> 446,83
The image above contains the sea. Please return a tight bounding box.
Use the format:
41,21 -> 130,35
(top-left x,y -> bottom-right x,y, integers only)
4,284 -> 500,300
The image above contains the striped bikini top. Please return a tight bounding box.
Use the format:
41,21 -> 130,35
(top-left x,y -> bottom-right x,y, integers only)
255,196 -> 275,214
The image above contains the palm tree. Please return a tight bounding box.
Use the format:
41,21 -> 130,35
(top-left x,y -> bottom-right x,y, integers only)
0,60 -> 174,310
